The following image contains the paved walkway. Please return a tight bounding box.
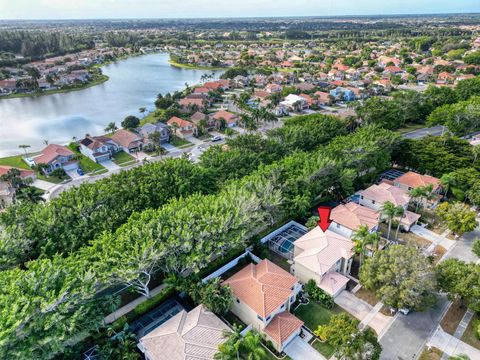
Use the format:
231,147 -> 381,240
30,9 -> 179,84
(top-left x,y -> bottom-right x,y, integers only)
411,225 -> 456,251
440,309 -> 475,360
284,336 -> 326,360
428,326 -> 480,359
104,283 -> 166,324
359,302 -> 383,330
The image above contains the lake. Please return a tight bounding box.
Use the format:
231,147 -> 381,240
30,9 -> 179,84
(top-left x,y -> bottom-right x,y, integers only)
0,53 -> 219,157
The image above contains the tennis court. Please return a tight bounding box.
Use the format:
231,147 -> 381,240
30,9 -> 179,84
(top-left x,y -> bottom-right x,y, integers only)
267,223 -> 308,260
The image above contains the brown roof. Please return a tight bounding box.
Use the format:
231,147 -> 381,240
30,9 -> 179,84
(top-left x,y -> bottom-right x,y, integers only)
211,110 -> 238,123
394,171 -> 440,190
179,98 -> 205,108
0,166 -> 34,179
331,202 -> 379,232
111,129 -> 142,148
167,116 -> 196,129
223,259 -> 297,318
359,183 -> 410,207
190,112 -> 207,123
33,144 -> 74,165
264,312 -> 303,346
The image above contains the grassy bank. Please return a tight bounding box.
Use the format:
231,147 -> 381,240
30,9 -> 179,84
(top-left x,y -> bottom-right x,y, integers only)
168,60 -> 225,71
0,74 -> 109,100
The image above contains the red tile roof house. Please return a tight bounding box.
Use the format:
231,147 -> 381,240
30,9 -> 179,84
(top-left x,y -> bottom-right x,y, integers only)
223,259 -> 304,353
32,144 -> 79,175
111,129 -> 144,154
358,182 -> 420,231
209,110 -> 239,128
167,116 -> 198,138
0,166 -> 36,208
292,227 -> 354,297
79,136 -> 119,163
330,202 -> 380,239
314,91 -> 332,106
393,171 -> 442,208
178,98 -> 206,113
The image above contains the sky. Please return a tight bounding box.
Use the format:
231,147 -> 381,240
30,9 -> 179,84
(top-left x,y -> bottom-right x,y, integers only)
0,0 -> 479,20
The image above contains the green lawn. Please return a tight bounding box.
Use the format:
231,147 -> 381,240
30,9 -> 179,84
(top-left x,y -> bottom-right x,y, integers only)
311,339 -> 335,359
67,144 -> 105,173
0,154 -> 30,169
36,173 -> 66,184
170,136 -> 193,148
112,151 -> 135,166
294,302 -> 341,331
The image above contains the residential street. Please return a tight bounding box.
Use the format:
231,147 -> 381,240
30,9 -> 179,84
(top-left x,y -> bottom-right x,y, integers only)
379,294 -> 450,360
443,228 -> 480,263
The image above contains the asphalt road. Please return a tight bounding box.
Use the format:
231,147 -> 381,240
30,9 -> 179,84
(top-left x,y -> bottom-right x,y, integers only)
379,294 -> 450,360
402,125 -> 447,139
443,228 -> 480,264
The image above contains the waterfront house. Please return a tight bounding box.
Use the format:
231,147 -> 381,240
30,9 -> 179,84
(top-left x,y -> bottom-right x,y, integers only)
32,144 -> 79,174
292,227 -> 353,297
138,122 -> 170,144
167,116 -> 198,138
223,259 -> 303,352
79,136 -> 118,163
111,129 -> 144,153
138,305 -> 230,360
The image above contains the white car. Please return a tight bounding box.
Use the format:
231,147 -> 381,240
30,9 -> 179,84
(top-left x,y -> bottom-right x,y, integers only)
398,308 -> 411,315
212,136 -> 222,142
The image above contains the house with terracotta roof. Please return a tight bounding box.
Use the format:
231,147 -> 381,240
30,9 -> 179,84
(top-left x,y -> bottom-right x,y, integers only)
79,136 -> 118,163
178,98 -> 206,113
330,202 -> 380,239
138,305 -> 230,360
32,144 -> 79,174
111,129 -> 144,153
292,227 -> 353,297
393,171 -> 442,207
223,259 -> 303,352
358,182 -> 420,230
210,110 -> 239,128
167,116 -> 198,138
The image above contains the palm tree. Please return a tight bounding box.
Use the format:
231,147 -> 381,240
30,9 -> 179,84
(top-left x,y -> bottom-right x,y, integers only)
409,187 -> 424,212
215,324 -> 243,360
105,122 -> 118,134
352,225 -> 371,267
440,173 -> 456,198
43,139 -> 49,146
242,331 -> 266,360
381,201 -> 399,241
394,206 -> 405,240
18,144 -> 31,157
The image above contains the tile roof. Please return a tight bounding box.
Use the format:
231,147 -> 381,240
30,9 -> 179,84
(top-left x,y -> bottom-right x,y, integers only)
394,171 -> 440,190
33,144 -> 74,165
264,312 -> 303,346
168,116 -> 196,129
318,272 -> 350,296
139,305 -> 230,360
359,182 -> 410,207
331,202 -> 379,232
211,110 -> 238,123
294,227 -> 353,277
0,166 -> 34,179
111,129 -> 143,148
223,259 -> 297,318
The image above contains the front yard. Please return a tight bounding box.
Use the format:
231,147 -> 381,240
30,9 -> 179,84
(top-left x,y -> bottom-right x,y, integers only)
354,288 -> 379,307
418,347 -> 443,360
67,144 -> 105,173
170,136 -> 192,148
112,151 -> 135,166
461,314 -> 480,350
378,223 -> 430,248
440,300 -> 467,335
293,301 -> 344,358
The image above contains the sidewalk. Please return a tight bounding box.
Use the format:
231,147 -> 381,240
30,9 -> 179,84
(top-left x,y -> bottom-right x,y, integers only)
428,326 -> 480,359
440,309 -> 475,360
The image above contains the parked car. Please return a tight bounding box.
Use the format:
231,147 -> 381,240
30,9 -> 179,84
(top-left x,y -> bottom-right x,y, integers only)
398,308 -> 411,315
212,136 -> 222,142
77,168 -> 84,176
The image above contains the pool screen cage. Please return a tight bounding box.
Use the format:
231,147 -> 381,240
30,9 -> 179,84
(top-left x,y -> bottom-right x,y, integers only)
267,224 -> 307,260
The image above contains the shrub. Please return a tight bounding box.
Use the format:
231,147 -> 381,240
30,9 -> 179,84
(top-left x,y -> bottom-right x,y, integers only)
110,316 -> 128,332
305,279 -> 334,309
473,238 -> 480,258
130,287 -> 175,319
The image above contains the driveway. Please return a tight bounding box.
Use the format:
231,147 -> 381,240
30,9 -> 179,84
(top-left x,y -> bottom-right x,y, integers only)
444,228 -> 480,263
410,225 -> 456,250
162,143 -> 178,152
335,290 -> 372,320
32,179 -> 57,191
66,168 -> 81,179
428,326 -> 480,359
185,136 -> 203,145
101,160 -> 120,171
284,336 -> 326,360
379,294 -> 449,360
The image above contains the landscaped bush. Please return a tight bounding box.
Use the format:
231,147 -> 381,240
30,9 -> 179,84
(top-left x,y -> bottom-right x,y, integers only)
130,287 -> 175,320
305,279 -> 334,309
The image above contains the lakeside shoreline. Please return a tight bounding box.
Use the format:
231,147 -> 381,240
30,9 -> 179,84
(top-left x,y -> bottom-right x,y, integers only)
0,74 -> 110,100
168,59 -> 225,71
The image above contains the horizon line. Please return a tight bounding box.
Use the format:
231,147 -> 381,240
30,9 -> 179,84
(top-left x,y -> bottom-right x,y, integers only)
1,11 -> 480,22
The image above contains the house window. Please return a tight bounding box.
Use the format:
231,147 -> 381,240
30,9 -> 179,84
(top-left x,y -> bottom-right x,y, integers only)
281,304 -> 285,309
257,315 -> 263,321
236,298 -> 240,304
336,223 -> 340,228
372,200 -> 376,204
290,296 -> 295,303
266,315 -> 271,322
360,195 -> 364,200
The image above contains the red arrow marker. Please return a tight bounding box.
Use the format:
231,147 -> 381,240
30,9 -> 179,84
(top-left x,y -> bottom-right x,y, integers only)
317,206 -> 332,232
